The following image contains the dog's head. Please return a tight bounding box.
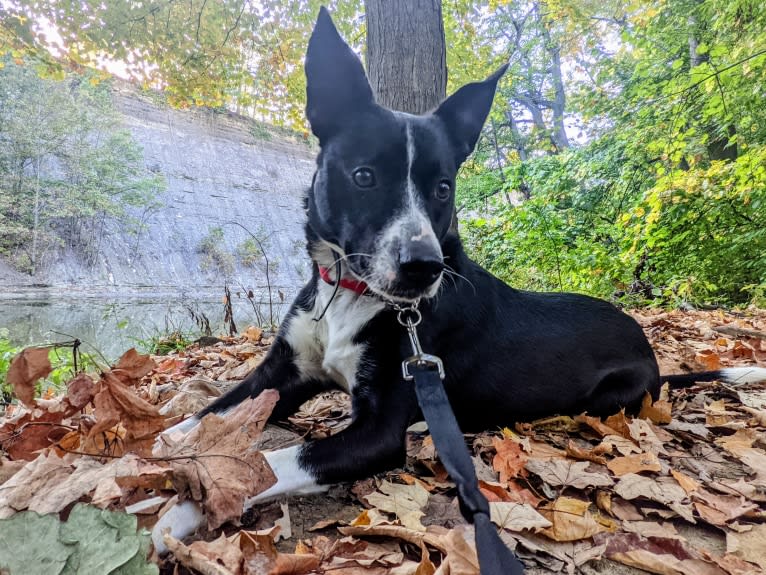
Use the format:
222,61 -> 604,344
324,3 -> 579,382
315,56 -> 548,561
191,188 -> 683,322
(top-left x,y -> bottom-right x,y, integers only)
305,8 -> 505,302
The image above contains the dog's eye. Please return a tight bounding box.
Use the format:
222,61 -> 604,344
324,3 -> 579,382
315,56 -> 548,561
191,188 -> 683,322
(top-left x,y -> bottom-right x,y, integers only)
352,168 -> 376,188
435,179 -> 452,200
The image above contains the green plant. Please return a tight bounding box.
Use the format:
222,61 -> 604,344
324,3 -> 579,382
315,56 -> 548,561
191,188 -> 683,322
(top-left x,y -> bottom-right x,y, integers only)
134,331 -> 194,356
0,333 -> 98,405
197,226 -> 235,277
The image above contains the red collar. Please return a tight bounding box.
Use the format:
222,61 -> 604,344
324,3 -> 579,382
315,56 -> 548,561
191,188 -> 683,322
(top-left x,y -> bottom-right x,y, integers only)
318,266 -> 370,295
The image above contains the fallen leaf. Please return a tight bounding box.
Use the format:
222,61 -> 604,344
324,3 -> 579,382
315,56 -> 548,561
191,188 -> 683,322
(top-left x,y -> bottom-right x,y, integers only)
706,399 -> 732,427
244,326 -> 263,343
606,452 -> 662,476
0,510 -> 73,574
604,412 -> 633,439
670,469 -> 701,495
600,435 -> 642,456
438,528 -> 479,575
489,502 -> 551,532
0,452 -> 72,517
639,392 -> 673,424
364,481 -> 430,531
539,497 -> 611,542
0,409 -> 69,461
479,480 -> 541,507
339,525 -> 448,555
621,521 -> 684,540
270,503 -> 292,542
158,377 -> 222,418
627,418 -> 671,455
59,504 -> 157,575
187,534 -> 243,574
692,488 -> 758,526
695,349 -> 721,371
7,347 -> 52,408
525,459 -> 613,489
87,371 -> 166,456
614,474 -> 695,523
164,532 -> 237,575
565,440 -> 608,465
598,532 -> 727,575
414,543 -> 436,575
65,373 -> 96,413
726,524 -> 766,570
575,414 -> 623,438
491,436 -> 528,483
160,392 -> 278,530
112,348 -> 157,387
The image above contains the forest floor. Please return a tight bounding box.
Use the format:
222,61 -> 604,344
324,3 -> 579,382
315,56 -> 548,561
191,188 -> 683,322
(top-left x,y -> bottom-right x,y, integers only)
1,307 -> 765,575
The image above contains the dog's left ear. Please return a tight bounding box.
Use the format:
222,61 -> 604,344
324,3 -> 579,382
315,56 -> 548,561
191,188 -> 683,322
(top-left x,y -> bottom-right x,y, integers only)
305,7 -> 375,142
434,64 -> 508,165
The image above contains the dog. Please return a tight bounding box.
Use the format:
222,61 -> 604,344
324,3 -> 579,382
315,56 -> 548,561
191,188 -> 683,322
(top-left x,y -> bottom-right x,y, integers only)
152,7 -> 766,550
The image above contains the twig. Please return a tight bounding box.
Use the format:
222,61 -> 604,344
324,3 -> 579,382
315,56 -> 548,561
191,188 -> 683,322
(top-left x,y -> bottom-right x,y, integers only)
712,325 -> 766,340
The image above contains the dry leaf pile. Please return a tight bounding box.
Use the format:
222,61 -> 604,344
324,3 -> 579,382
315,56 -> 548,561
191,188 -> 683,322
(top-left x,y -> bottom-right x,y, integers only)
0,308 -> 765,575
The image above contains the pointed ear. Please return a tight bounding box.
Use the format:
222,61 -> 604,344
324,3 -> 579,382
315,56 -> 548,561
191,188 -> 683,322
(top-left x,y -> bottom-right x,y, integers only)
305,7 -> 374,141
434,64 -> 508,165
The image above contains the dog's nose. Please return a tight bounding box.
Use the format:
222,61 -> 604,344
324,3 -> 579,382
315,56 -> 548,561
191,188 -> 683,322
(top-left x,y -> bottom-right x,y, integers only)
398,244 -> 444,287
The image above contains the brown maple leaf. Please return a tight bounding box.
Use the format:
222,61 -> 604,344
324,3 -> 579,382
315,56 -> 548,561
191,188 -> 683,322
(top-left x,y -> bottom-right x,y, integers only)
112,348 -> 157,386
87,371 -> 166,456
158,390 -> 279,530
492,436 -> 528,483
7,347 -> 52,408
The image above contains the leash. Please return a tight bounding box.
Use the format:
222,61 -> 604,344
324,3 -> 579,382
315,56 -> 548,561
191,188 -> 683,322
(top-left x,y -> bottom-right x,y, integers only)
394,302 -> 526,575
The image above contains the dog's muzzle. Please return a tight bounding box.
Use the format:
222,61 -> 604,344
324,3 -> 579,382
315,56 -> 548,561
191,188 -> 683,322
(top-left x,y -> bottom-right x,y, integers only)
396,241 -> 444,295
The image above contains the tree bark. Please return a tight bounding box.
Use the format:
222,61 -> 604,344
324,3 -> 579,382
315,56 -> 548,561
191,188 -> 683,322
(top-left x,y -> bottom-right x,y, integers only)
365,0 -> 459,230
537,1 -> 569,151
364,0 -> 447,114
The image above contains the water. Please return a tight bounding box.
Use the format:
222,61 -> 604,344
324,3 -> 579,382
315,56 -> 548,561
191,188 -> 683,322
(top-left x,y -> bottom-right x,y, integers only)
0,291 -> 293,361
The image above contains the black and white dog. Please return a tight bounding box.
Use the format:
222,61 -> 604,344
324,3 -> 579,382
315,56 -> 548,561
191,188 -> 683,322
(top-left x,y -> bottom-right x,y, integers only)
152,7 -> 766,550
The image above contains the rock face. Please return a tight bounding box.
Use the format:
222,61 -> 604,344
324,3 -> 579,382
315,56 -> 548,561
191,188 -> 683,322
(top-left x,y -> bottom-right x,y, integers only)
3,83 -> 317,300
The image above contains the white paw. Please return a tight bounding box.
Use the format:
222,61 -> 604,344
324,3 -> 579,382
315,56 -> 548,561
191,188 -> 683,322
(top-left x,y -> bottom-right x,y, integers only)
151,499 -> 205,555
244,445 -> 328,509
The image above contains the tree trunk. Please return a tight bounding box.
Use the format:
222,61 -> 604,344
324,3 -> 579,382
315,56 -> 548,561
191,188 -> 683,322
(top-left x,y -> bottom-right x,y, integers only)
364,0 -> 447,114
537,1 -> 569,151
365,0 -> 460,230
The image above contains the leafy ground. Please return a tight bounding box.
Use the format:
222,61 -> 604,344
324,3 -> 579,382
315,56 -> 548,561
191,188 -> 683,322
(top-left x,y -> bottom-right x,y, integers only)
1,310 -> 765,575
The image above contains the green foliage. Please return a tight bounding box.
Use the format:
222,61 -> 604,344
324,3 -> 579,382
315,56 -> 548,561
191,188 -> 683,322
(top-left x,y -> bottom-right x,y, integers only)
134,331 -> 194,356
0,332 -> 98,404
1,0 -> 364,130
197,226 -> 235,277
237,237 -> 266,268
460,0 -> 766,307
0,60 -> 164,273
0,504 -> 157,575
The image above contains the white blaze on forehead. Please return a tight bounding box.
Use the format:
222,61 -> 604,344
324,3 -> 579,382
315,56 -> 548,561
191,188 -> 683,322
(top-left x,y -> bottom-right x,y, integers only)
405,122 -> 417,209
403,121 -> 437,242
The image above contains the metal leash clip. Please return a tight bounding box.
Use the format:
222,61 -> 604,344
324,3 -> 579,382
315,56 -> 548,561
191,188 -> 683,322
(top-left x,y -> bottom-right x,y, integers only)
394,301 -> 446,381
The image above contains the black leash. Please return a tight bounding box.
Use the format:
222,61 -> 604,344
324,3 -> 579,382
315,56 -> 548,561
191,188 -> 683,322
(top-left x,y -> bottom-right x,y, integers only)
395,303 -> 525,575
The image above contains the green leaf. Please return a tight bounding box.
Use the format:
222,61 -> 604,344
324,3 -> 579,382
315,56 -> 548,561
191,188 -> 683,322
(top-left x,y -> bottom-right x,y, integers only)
0,512 -> 74,575
0,505 -> 156,575
60,505 -> 157,575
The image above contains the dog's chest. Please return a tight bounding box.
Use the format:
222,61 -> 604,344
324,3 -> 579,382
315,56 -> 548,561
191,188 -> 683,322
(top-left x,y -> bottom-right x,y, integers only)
286,283 -> 385,392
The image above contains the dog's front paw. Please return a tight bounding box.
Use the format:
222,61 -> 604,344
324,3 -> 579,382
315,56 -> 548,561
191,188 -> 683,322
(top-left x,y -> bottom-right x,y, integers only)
151,499 -> 205,555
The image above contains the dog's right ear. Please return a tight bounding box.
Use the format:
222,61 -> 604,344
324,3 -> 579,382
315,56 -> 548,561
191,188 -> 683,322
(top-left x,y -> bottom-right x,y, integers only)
305,7 -> 374,142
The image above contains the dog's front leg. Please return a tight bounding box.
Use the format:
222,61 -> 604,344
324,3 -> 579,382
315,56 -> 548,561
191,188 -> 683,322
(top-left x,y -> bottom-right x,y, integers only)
152,297 -> 332,552
246,375 -> 419,504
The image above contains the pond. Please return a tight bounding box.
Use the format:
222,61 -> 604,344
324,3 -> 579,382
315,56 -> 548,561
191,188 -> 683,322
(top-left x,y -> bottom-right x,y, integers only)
0,290 -> 293,361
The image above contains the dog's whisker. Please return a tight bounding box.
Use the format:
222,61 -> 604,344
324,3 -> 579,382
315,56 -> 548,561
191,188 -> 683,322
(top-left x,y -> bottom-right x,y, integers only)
443,265 -> 477,295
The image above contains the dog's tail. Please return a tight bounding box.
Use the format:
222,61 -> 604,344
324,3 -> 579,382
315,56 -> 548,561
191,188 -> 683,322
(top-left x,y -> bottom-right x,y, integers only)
661,366 -> 766,389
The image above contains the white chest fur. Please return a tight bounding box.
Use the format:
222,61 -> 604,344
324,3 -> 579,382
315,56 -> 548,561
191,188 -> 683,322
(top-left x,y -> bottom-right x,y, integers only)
285,282 -> 385,392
